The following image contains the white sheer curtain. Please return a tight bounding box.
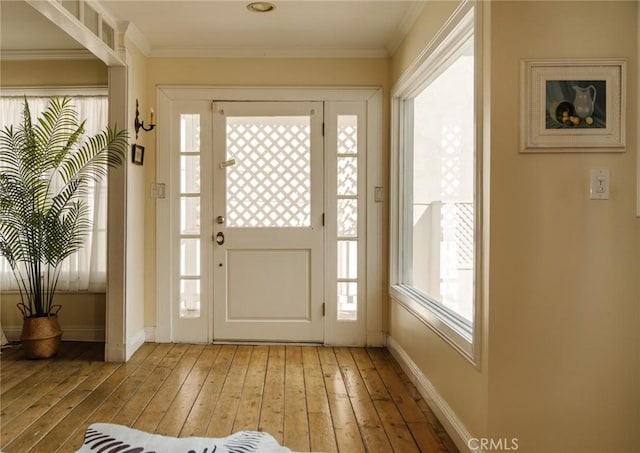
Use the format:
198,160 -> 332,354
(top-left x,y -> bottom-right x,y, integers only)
0,94 -> 109,292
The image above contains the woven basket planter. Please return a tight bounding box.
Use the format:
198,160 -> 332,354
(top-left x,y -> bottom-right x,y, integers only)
20,311 -> 63,359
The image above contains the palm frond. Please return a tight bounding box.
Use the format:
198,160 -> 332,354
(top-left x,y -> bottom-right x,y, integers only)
44,200 -> 91,266
58,125 -> 127,185
34,98 -> 86,170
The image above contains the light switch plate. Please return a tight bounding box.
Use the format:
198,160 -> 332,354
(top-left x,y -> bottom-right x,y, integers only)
151,183 -> 166,199
590,168 -> 610,200
374,186 -> 384,202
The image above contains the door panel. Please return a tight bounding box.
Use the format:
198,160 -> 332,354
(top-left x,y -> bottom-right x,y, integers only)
227,249 -> 310,319
212,101 -> 324,342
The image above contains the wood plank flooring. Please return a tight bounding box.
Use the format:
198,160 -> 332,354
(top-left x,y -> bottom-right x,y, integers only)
0,342 -> 458,453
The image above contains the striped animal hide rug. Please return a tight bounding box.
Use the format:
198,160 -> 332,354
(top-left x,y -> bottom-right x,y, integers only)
76,423 -> 295,453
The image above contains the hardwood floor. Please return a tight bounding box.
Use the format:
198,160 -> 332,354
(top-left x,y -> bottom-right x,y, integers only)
0,342 -> 458,453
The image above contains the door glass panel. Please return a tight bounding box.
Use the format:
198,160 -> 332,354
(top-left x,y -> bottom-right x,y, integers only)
337,115 -> 358,154
337,157 -> 357,196
181,115 -> 200,152
337,240 -> 357,279
180,279 -> 200,318
180,197 -> 200,235
180,155 -> 200,193
337,282 -> 357,321
180,239 -> 200,276
337,199 -> 357,237
225,116 -> 311,228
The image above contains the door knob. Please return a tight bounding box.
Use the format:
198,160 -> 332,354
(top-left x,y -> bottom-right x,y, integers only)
216,216 -> 225,224
215,231 -> 225,245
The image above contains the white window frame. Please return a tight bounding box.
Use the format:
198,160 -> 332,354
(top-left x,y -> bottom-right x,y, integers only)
0,86 -> 109,294
390,1 -> 485,365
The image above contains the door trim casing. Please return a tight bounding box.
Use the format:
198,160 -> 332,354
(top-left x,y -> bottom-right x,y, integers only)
155,86 -> 384,346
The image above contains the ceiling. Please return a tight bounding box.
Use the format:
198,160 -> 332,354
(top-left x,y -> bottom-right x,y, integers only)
0,1 -> 84,52
1,0 -> 426,59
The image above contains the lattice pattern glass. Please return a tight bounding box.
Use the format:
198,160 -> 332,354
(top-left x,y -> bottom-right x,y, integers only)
179,114 -> 201,318
337,157 -> 357,196
455,203 -> 474,268
337,117 -> 358,154
336,115 -> 359,321
337,199 -> 357,237
226,116 -> 311,228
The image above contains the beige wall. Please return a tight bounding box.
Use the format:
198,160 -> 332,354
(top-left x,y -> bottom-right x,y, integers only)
142,57 -> 391,326
389,1 -> 640,452
126,40 -> 149,344
0,293 -> 105,341
487,2 -> 639,451
0,58 -> 109,341
0,59 -> 108,86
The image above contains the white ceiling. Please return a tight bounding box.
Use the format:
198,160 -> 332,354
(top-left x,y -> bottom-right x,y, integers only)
0,1 -> 84,52
1,0 -> 426,59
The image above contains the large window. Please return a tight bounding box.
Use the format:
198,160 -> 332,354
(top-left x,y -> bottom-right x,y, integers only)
0,92 -> 109,292
391,5 -> 481,360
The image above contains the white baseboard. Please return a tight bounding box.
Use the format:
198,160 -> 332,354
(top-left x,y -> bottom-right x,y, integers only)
125,329 -> 146,361
386,336 -> 475,453
2,324 -> 105,342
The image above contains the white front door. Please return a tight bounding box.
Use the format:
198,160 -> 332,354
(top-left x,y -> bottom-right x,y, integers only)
212,102 -> 324,342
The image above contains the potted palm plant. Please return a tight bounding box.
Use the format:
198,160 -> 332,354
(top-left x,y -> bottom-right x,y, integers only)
0,97 -> 127,358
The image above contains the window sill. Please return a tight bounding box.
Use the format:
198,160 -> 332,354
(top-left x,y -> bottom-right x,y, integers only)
390,284 -> 477,365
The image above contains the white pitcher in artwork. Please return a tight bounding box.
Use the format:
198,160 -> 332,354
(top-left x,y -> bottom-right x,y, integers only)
572,85 -> 597,119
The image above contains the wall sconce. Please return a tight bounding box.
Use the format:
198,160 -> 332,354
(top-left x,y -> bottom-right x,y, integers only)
134,98 -> 155,139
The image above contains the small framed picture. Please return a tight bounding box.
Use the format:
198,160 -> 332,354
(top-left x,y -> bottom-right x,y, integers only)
132,144 -> 145,165
520,58 -> 626,152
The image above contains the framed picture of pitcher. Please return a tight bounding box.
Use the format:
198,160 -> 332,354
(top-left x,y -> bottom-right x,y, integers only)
520,59 -> 626,152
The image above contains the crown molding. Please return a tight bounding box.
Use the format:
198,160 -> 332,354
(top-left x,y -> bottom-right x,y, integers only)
119,21 -> 152,57
148,46 -> 390,59
0,49 -> 96,61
